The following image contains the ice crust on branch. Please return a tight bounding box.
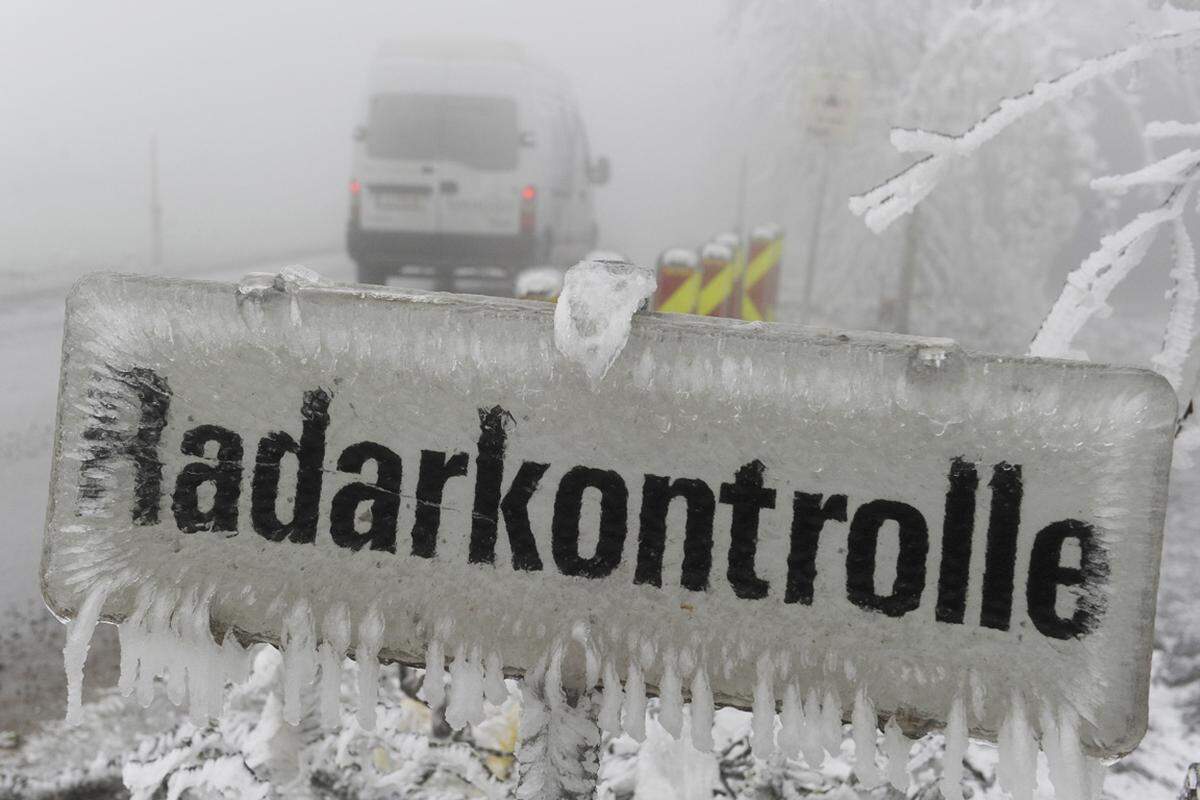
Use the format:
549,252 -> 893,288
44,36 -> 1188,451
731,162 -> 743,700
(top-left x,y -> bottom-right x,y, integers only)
849,27 -> 1200,234
1030,154 -> 1200,364
553,259 -> 656,386
1147,119 -> 1200,138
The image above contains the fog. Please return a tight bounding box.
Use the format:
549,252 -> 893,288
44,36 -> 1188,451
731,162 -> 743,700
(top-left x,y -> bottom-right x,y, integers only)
0,0 -> 739,281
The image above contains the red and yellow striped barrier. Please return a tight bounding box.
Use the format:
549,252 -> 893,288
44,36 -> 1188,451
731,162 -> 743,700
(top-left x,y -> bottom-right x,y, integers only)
696,241 -> 737,317
653,248 -> 701,314
740,224 -> 783,322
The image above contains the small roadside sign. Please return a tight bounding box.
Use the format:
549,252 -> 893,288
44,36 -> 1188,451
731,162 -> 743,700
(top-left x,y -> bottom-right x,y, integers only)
43,273 -> 1175,758
801,67 -> 865,141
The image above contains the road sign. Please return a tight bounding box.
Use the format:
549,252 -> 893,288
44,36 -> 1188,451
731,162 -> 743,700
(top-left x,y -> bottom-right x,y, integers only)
801,67 -> 865,142
43,272 -> 1174,757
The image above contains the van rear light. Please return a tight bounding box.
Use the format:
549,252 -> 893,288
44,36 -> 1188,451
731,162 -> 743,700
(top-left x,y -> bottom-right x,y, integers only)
349,179 -> 362,225
520,184 -> 537,234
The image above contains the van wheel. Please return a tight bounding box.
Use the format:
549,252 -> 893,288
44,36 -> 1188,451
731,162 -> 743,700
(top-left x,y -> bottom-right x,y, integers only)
356,261 -> 390,286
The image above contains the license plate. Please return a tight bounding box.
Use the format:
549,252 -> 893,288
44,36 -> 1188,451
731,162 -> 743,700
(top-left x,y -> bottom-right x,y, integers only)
375,192 -> 424,211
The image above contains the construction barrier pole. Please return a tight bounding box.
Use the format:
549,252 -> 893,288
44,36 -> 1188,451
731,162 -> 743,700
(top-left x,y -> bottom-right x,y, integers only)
653,248 -> 701,314
741,223 -> 783,322
714,232 -> 744,318
695,242 -> 735,317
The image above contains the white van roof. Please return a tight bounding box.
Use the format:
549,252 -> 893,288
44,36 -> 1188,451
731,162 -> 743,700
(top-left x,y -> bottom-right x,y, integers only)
375,37 -> 529,63
370,37 -> 570,91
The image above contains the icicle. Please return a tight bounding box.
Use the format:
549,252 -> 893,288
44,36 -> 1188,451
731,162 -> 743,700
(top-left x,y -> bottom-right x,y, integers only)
213,631 -> 249,718
777,684 -> 803,759
355,606 -> 384,731
598,660 -> 624,735
883,716 -> 910,791
318,603 -> 350,728
689,665 -> 714,752
622,658 -> 647,742
136,590 -> 178,707
117,584 -> 153,698
164,587 -> 196,707
423,638 -> 446,710
572,622 -> 601,689
1086,754 -> 1108,800
998,690 -> 1037,800
281,599 -> 317,726
446,645 -> 485,729
941,691 -> 968,800
484,651 -> 508,706
1052,708 -> 1088,800
750,654 -> 776,758
658,649 -> 683,739
63,584 -> 111,726
968,669 -> 986,720
800,688 -> 826,767
820,688 -> 843,756
184,591 -> 221,723
851,689 -> 881,786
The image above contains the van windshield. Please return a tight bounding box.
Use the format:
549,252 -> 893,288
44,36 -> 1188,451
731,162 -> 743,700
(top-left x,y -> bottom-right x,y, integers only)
367,93 -> 520,170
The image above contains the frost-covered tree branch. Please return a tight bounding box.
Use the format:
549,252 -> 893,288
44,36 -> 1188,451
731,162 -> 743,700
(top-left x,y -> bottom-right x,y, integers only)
1029,150 -> 1200,372
849,27 -> 1200,234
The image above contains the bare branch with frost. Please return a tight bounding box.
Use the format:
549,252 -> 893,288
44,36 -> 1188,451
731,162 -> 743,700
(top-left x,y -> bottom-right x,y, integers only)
1155,217 -> 1200,390
1147,120 -> 1200,138
849,27 -> 1200,233
1029,155 -> 1200,360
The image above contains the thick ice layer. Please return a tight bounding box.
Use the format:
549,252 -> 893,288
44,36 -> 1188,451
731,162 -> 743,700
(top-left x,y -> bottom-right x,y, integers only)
553,260 -> 655,384
42,273 -> 1176,781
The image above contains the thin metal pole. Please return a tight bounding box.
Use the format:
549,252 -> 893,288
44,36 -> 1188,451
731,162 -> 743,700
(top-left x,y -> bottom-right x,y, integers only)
800,150 -> 831,316
895,207 -> 920,335
150,136 -> 163,268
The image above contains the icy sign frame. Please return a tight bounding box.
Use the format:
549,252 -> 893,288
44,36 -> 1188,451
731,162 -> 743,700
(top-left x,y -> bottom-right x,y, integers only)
43,273 -> 1174,757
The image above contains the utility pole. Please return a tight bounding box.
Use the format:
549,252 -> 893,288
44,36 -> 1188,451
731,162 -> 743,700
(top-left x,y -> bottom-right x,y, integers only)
800,152 -> 831,316
149,136 -> 163,268
894,207 -> 920,334
735,153 -> 749,245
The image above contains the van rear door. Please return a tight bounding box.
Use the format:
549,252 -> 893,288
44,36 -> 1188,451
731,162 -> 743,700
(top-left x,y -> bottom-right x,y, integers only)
432,94 -> 522,240
361,94 -> 443,237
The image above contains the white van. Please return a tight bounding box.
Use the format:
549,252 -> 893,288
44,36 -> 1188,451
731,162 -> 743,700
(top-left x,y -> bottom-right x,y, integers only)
346,39 -> 609,288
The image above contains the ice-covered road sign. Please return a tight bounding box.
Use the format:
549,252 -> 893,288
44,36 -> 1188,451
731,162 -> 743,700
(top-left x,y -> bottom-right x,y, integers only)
43,273 -> 1174,756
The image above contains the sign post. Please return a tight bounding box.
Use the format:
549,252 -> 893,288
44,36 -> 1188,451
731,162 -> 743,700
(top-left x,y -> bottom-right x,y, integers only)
43,273 -> 1176,782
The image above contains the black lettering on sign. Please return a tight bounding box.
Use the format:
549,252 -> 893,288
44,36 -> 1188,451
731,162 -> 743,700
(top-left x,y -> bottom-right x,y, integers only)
635,476 -> 715,591
251,388 -> 332,544
330,441 -> 402,552
77,366 -> 172,523
981,463 -> 1023,630
935,458 -> 977,624
128,367 -> 172,525
785,492 -> 847,605
847,499 -> 929,617
553,466 -> 629,578
469,406 -> 548,571
1026,519 -> 1109,639
410,450 -> 468,558
720,460 -> 775,600
171,425 -> 243,533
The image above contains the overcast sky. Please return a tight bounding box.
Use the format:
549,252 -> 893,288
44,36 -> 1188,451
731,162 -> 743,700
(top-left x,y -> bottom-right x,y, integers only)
0,0 -> 736,275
